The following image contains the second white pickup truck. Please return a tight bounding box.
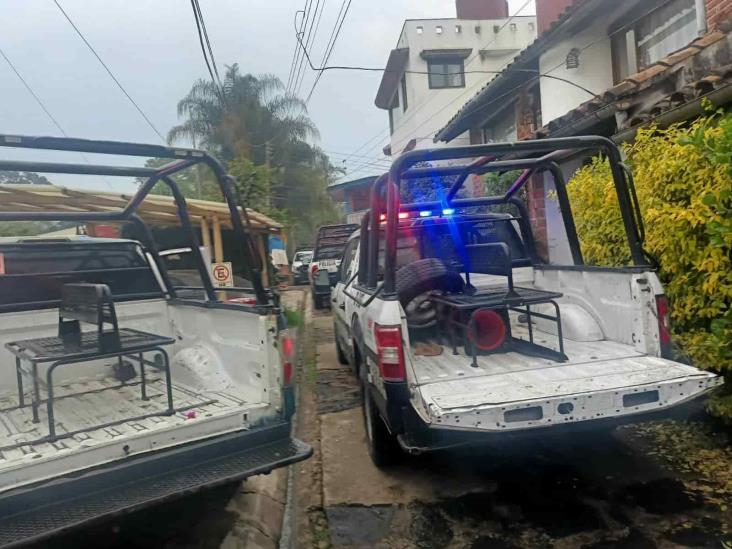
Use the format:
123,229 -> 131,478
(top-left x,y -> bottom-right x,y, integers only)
332,136 -> 722,466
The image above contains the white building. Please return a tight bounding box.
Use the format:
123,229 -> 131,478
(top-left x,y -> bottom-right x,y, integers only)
375,0 -> 537,157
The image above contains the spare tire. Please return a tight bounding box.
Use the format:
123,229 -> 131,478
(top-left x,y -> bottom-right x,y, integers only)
396,259 -> 464,329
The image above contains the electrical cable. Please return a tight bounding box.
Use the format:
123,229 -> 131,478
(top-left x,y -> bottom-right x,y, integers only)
286,8 -> 307,93
192,0 -> 223,89
304,0 -> 352,104
288,0 -> 313,94
295,0 -> 327,96
293,0 -> 323,96
334,0 -> 536,159
52,0 -> 165,142
0,44 -> 115,190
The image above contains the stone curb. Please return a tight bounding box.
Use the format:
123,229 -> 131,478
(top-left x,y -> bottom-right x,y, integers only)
219,289 -> 306,549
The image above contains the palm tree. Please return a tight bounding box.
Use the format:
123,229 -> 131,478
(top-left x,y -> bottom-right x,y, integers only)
168,64 -> 319,165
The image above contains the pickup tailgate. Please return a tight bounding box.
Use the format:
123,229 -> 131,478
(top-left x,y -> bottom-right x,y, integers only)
417,357 -> 721,432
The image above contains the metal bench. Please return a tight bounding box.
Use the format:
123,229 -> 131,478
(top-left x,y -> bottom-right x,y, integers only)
6,283 -> 176,442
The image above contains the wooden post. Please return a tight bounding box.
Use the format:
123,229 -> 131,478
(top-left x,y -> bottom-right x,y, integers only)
212,217 -> 224,263
212,216 -> 225,300
200,217 -> 212,251
257,234 -> 269,287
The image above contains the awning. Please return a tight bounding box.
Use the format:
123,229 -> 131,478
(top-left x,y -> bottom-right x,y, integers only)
375,48 -> 410,109
420,48 -> 472,61
0,185 -> 282,234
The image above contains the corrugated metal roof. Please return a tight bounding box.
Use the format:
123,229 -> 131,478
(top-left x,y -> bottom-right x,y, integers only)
0,185 -> 282,232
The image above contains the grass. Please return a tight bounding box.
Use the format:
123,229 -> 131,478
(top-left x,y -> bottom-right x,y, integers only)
284,307 -> 303,328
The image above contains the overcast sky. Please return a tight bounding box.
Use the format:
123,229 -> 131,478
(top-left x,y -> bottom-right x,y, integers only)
0,0 -> 534,191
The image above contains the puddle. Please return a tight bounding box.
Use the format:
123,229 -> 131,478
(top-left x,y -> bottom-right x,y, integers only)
410,504 -> 454,548
325,505 -> 395,547
625,478 -> 703,514
494,474 -> 603,537
316,370 -> 361,414
469,535 -> 519,549
581,527 -> 657,548
666,525 -> 722,547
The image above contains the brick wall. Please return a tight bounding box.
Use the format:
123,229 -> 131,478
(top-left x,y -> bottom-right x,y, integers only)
707,0 -> 732,29
455,0 -> 508,20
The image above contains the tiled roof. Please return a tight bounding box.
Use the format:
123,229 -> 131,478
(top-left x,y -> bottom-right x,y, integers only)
534,30 -> 732,139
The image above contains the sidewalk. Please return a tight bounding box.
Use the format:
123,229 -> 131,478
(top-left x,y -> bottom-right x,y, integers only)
220,288 -> 306,549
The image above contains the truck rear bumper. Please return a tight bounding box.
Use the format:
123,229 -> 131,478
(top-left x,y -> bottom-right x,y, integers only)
398,391 -> 715,454
0,422 -> 311,548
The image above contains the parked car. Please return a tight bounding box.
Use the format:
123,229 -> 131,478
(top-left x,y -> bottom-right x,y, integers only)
0,135 -> 311,546
291,248 -> 313,285
332,136 -> 722,467
310,224 -> 358,310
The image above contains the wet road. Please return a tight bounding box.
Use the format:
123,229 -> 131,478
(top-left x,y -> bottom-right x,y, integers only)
292,307 -> 732,549
35,298 -> 732,549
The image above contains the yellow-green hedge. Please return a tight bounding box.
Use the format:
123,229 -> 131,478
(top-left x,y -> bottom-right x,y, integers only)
567,115 -> 732,417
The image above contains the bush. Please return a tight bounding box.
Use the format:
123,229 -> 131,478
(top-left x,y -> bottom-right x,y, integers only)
567,114 -> 732,418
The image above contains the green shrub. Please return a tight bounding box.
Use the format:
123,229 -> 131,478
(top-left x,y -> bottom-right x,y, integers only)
567,114 -> 732,417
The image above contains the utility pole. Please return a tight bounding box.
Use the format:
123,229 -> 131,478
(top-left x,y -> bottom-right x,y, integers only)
192,136 -> 203,199
264,140 -> 273,168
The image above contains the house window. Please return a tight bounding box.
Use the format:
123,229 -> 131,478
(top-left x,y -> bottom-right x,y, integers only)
401,75 -> 408,111
482,105 -> 517,143
611,0 -> 697,81
427,59 -> 465,89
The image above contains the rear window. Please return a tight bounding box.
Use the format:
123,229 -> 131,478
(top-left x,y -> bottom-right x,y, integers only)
0,240 -> 162,312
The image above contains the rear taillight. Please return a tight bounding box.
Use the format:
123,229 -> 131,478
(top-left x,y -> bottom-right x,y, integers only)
374,324 -> 405,382
656,295 -> 672,357
280,331 -> 295,385
226,296 -> 257,305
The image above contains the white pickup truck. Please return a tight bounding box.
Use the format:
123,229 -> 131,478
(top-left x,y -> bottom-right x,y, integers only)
0,135 -> 310,546
332,136 -> 722,466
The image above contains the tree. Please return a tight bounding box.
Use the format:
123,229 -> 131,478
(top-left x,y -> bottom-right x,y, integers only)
168,64 -> 318,164
0,171 -> 52,185
168,65 -> 340,249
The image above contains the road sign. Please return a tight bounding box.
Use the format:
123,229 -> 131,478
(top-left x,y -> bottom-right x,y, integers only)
211,261 -> 233,288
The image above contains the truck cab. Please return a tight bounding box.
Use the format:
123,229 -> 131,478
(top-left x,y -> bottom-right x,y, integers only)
334,137 -> 722,467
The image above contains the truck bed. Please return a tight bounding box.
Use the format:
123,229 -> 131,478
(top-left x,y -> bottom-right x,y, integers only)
0,374 -> 263,492
410,324 -> 721,431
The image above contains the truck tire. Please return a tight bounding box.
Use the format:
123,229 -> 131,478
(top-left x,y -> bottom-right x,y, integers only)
360,366 -> 401,468
396,258 -> 464,329
335,336 -> 349,365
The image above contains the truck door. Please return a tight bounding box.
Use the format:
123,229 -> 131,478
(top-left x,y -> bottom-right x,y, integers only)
332,236 -> 359,351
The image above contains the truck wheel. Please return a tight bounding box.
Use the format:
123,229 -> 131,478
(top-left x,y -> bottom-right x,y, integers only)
335,336 -> 349,365
360,368 -> 401,468
396,259 -> 464,329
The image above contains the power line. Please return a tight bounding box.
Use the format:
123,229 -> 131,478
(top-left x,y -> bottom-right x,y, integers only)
294,0 -> 326,96
304,0 -> 353,104
288,0 -> 313,94
0,46 -> 67,137
0,44 -> 115,190
52,0 -> 165,142
191,0 -> 223,90
337,0 -> 535,159
285,7 -> 307,93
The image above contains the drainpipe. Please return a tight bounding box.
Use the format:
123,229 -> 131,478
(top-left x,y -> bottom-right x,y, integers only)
695,0 -> 708,36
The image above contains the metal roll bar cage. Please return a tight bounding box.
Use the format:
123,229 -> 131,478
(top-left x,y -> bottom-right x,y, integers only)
365,136 -> 647,296
0,134 -> 268,305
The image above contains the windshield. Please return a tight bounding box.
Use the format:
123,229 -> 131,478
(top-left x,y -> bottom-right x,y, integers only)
294,251 -> 313,262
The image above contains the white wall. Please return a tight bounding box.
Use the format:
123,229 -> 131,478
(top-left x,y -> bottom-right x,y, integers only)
537,8 -> 626,125
387,16 -> 536,155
